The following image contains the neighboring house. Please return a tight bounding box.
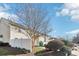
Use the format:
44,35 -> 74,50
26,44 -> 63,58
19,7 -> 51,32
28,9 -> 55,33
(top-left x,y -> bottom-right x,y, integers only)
35,35 -> 57,46
0,18 -> 55,52
10,24 -> 29,40
9,21 -> 32,51
0,18 -> 30,42
35,35 -> 50,46
0,18 -> 10,43
0,18 -> 32,51
72,33 -> 79,44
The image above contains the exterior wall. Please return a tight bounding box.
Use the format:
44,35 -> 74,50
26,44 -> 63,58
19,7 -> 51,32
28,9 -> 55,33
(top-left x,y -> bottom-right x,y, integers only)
9,39 -> 32,52
10,25 -> 29,39
35,36 -> 50,46
10,25 -> 32,52
0,19 -> 10,43
0,18 -> 51,52
72,34 -> 79,44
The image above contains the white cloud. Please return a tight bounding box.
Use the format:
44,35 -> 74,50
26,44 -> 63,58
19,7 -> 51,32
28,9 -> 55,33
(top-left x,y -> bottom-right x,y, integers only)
56,3 -> 79,21
0,12 -> 19,22
0,4 -> 11,12
66,29 -> 79,34
57,8 -> 70,16
71,15 -> 79,21
70,10 -> 79,16
64,3 -> 79,10
0,4 -> 19,22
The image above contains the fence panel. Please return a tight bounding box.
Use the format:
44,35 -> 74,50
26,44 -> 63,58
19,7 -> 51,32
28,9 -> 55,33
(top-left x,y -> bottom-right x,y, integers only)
9,38 -> 32,52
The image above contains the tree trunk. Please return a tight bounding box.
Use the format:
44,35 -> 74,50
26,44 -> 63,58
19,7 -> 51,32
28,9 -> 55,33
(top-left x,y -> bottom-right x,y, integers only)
32,35 -> 39,52
32,37 -> 35,53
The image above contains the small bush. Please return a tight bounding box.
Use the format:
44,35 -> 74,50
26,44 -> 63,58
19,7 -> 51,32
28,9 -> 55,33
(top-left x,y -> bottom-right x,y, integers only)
35,40 -> 71,56
34,50 -> 70,56
67,42 -> 74,48
0,41 -> 10,47
60,46 -> 71,56
39,41 -> 43,47
45,40 -> 64,51
61,40 -> 68,46
0,41 -> 3,45
61,40 -> 74,48
35,46 -> 71,56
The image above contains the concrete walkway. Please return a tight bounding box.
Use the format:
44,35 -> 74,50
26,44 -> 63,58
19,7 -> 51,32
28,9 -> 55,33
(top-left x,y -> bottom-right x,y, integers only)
71,46 -> 79,56
71,50 -> 79,56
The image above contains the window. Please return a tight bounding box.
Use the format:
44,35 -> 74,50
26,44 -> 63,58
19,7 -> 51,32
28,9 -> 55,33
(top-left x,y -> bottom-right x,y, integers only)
18,29 -> 22,33
77,42 -> 79,44
0,35 -> 3,38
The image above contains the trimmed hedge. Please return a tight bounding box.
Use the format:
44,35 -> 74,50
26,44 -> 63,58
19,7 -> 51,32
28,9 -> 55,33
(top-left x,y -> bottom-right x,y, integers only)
34,47 -> 71,56
34,40 -> 71,56
39,41 -> 43,47
0,41 -> 10,47
61,40 -> 74,47
45,40 -> 64,51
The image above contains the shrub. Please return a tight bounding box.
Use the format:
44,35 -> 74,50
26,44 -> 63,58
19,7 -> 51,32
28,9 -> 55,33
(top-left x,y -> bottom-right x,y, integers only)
45,40 -> 64,51
67,42 -> 74,48
0,41 -> 3,45
39,41 -> 43,47
61,40 -> 74,48
61,40 -> 68,46
35,40 -> 71,56
60,46 -> 71,56
11,47 -> 30,54
35,46 -> 71,56
0,41 -> 10,47
35,49 -> 71,56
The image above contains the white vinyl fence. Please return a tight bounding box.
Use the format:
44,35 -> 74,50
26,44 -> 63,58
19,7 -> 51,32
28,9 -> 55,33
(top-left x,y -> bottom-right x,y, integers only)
9,38 -> 32,52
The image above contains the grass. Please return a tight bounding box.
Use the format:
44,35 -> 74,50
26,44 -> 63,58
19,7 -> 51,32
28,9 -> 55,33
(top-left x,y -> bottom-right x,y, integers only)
0,48 -> 10,55
34,47 -> 45,53
0,46 -> 44,55
0,47 -> 30,56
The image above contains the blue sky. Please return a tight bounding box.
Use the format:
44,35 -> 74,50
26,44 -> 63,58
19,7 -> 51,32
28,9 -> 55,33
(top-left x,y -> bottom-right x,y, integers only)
0,3 -> 79,38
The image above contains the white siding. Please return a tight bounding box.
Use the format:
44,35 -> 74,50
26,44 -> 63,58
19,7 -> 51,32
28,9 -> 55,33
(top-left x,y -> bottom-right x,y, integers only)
0,20 -> 10,43
9,39 -> 32,52
10,25 -> 29,39
35,36 -> 50,46
9,25 -> 32,52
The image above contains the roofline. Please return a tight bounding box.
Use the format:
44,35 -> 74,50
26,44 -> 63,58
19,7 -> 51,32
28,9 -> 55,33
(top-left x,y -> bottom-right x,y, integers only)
0,17 -> 53,38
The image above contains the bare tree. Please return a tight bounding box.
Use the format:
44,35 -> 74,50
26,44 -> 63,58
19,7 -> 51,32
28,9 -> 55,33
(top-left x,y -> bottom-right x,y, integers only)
16,4 -> 52,52
72,33 -> 79,44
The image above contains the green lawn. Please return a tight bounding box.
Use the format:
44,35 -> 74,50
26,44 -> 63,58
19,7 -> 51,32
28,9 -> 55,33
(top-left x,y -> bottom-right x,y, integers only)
0,47 -> 30,56
34,47 -> 45,53
0,48 -> 11,55
0,46 -> 44,55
